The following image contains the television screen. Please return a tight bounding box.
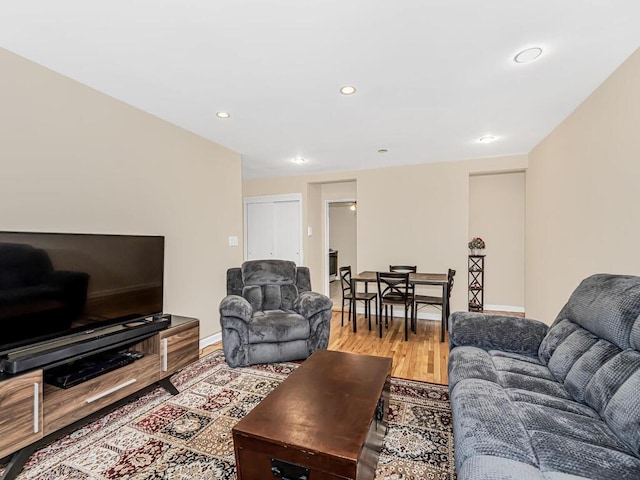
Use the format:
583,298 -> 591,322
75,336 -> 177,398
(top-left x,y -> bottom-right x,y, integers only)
0,231 -> 164,354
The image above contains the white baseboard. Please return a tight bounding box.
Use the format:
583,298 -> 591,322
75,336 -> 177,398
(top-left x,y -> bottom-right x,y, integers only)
199,332 -> 222,350
484,304 -> 525,313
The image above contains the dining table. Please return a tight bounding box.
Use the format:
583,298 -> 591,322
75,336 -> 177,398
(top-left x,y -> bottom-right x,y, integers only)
350,270 -> 450,342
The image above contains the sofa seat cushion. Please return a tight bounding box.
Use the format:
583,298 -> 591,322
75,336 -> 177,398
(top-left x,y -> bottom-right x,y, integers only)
489,349 -> 543,365
449,346 -> 572,400
530,431 -> 640,480
248,310 -> 309,343
452,377 -> 640,478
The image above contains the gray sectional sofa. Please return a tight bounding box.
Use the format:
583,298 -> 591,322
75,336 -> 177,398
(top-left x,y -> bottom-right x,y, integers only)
448,273 -> 640,480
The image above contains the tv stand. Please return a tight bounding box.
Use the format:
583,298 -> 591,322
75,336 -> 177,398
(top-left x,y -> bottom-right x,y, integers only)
0,315 -> 199,480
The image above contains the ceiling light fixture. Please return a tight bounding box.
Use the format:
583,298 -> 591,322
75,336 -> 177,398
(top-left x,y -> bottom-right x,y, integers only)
340,85 -> 356,95
478,136 -> 496,144
216,112 -> 231,119
378,148 -> 388,154
349,203 -> 357,211
291,156 -> 306,164
514,47 -> 543,64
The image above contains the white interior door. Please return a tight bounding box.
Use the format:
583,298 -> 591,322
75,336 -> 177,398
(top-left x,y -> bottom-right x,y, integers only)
246,202 -> 274,260
274,200 -> 301,264
244,194 -> 302,264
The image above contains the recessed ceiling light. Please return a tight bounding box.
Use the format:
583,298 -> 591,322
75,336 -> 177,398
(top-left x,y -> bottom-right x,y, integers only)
514,47 -> 543,64
292,157 -> 306,164
478,136 -> 496,144
340,85 -> 356,95
216,112 -> 230,119
378,148 -> 388,154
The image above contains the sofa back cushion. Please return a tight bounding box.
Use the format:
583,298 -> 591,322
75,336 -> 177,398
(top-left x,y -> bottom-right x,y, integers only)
584,350 -> 640,455
538,274 -> 640,456
552,274 -> 640,351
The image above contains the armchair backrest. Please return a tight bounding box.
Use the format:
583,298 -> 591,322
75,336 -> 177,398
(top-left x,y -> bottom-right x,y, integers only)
0,243 -> 54,289
226,260 -> 312,311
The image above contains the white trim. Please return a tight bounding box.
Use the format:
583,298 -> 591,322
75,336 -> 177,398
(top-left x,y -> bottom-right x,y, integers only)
243,193 -> 303,265
244,193 -> 302,204
200,332 -> 222,350
324,197 -> 356,297
484,304 -> 525,313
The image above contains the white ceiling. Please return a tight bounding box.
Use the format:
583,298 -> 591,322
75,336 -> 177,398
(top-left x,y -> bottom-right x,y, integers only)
1,1 -> 639,180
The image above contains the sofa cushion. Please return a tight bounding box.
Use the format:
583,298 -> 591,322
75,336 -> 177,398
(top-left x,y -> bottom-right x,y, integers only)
248,310 -> 310,344
547,328 -> 599,383
538,318 -> 582,365
563,339 -> 620,403
242,259 -> 297,286
451,379 -> 538,470
553,273 -> 640,351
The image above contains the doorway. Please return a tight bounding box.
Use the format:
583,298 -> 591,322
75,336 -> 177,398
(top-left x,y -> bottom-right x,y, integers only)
325,199 -> 357,307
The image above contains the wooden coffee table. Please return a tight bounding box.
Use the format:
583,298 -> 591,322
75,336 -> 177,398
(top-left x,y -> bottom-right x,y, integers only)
232,349 -> 393,480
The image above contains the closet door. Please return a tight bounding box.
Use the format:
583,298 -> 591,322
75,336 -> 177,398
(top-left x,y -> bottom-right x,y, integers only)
246,202 -> 274,260
273,200 -> 301,265
245,195 -> 302,264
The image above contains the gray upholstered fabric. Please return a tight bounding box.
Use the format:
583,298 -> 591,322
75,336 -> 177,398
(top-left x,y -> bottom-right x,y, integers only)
247,311 -> 310,343
242,259 -> 297,286
554,273 -> 640,350
226,267 -> 243,296
449,312 -> 548,356
449,273 -> 640,480
220,260 -> 332,368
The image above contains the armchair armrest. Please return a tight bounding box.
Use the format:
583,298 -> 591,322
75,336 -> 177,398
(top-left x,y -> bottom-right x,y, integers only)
449,311 -> 548,356
293,291 -> 333,319
219,295 -> 253,322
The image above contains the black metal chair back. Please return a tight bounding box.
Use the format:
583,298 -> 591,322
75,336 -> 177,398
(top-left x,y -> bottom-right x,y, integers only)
377,271 -> 414,341
339,265 -> 353,297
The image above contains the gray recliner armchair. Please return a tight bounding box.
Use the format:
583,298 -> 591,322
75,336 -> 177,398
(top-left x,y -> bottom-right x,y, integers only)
219,259 -> 333,368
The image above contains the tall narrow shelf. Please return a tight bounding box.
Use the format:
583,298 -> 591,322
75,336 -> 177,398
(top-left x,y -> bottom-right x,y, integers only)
468,255 -> 485,311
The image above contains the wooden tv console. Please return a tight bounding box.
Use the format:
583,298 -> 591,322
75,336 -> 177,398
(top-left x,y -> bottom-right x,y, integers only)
0,315 -> 200,480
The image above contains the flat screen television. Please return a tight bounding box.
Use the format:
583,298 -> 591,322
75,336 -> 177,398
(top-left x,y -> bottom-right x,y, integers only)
0,231 -> 168,374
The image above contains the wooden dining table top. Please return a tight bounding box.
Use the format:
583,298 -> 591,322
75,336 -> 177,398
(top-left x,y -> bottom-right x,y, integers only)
352,270 -> 448,286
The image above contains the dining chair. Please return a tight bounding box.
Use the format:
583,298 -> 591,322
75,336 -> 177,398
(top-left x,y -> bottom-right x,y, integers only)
376,271 -> 414,341
413,268 -> 456,334
389,265 -> 416,330
339,266 -> 377,330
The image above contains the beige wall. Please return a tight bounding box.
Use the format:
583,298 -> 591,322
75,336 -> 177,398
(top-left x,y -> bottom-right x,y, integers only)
526,47 -> 640,324
0,48 -> 244,341
469,172 -> 525,309
244,155 -> 528,314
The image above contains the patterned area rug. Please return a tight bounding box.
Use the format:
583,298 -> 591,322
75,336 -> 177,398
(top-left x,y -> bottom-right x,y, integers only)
2,350 -> 455,479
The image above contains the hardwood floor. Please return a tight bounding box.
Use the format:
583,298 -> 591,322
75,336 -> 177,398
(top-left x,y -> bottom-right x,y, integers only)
200,308 -> 524,386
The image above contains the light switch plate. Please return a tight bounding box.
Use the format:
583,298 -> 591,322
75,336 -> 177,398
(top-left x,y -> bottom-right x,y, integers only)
307,226 -> 312,236
228,236 -> 239,246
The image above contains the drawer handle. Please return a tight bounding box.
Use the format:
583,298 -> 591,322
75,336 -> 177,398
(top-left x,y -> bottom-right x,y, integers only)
33,382 -> 39,433
85,379 -> 137,403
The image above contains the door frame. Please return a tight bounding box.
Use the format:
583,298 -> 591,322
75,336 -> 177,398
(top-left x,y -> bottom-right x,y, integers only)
243,193 -> 304,264
324,197 -> 357,296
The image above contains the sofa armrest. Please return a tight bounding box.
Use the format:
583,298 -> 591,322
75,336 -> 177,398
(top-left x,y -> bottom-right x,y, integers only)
219,295 -> 253,323
449,311 -> 548,356
293,291 -> 333,319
